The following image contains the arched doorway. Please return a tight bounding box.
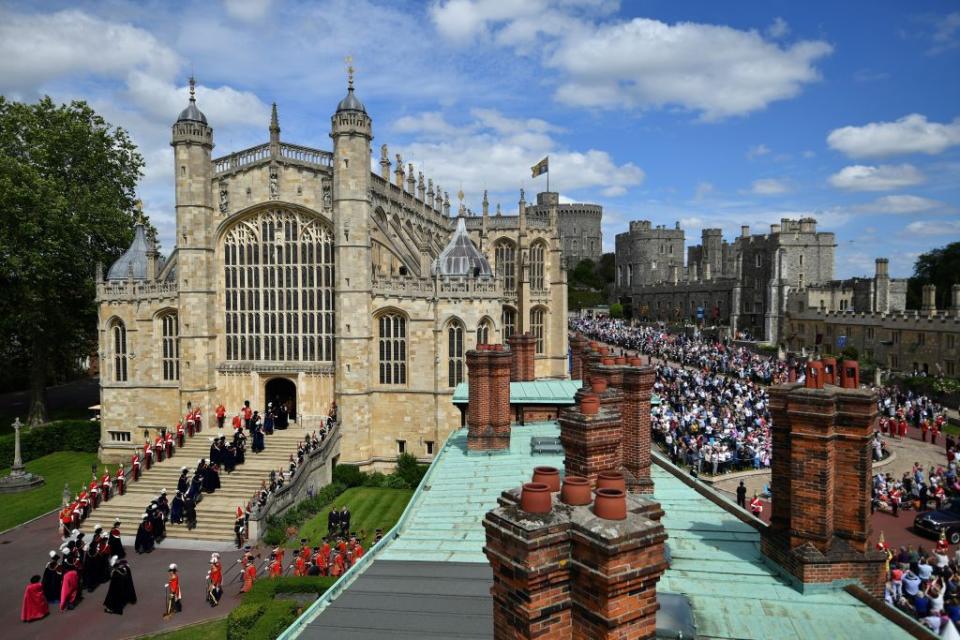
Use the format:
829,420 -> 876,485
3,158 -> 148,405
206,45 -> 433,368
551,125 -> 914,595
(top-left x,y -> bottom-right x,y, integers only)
265,377 -> 297,427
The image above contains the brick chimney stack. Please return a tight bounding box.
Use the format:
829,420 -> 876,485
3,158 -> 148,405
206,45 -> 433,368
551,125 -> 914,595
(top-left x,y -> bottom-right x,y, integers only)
484,482 -> 667,639
507,333 -> 537,382
762,360 -> 886,596
569,334 -> 588,382
621,363 -> 656,494
466,345 -> 512,451
561,384 -> 623,485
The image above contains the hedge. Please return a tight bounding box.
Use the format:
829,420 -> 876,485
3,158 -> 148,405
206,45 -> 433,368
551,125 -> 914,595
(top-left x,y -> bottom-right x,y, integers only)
226,576 -> 337,640
0,419 -> 99,466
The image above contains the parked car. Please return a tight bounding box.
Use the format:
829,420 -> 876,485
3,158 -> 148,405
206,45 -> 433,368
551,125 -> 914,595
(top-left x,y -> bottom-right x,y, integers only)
914,502 -> 960,544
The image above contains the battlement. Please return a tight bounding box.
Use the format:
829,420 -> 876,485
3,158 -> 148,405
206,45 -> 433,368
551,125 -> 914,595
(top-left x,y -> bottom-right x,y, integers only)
792,308 -> 960,325
212,141 -> 333,177
371,275 -> 503,300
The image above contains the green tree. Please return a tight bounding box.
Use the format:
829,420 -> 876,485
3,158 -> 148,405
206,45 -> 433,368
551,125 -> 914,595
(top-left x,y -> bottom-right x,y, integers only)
907,242 -> 960,310
609,302 -> 624,319
0,97 -> 144,424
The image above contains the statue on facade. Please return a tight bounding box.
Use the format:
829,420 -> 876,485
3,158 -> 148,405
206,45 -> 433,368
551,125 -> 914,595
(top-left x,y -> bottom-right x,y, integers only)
269,169 -> 279,200
219,182 -> 229,213
322,182 -> 332,210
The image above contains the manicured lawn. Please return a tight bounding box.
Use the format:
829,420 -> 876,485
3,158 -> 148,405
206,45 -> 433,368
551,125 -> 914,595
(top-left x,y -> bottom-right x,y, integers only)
0,451 -> 120,532
140,618 -> 227,640
291,487 -> 413,548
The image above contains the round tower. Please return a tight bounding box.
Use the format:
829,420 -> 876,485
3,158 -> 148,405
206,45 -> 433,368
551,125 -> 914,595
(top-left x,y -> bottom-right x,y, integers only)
171,77 -> 216,414
330,65 -> 374,460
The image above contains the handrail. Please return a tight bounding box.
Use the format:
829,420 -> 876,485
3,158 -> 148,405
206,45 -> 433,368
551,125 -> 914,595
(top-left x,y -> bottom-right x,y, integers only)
276,425 -> 459,640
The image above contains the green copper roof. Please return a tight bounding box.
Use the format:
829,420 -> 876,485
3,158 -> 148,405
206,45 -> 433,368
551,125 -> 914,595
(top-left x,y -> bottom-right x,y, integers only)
452,379 -> 584,404
452,379 -> 660,406
379,422 -> 911,640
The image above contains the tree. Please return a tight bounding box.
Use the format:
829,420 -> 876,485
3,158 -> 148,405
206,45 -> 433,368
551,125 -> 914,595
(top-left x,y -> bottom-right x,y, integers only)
0,97 -> 144,424
907,242 -> 960,310
609,303 -> 624,319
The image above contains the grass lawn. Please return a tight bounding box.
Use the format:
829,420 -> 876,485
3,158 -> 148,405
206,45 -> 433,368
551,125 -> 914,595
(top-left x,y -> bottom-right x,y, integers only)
0,451 -> 120,532
291,486 -> 413,549
140,618 -> 227,640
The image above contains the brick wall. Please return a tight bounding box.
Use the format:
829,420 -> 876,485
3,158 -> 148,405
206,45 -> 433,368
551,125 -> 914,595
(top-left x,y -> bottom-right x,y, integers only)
569,334 -> 588,382
560,397 -> 623,485
466,345 -> 512,450
621,365 -> 656,494
761,369 -> 886,595
484,487 -> 667,639
508,333 -> 537,382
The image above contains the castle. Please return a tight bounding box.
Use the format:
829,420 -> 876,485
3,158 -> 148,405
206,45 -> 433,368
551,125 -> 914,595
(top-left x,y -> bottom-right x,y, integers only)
96,76 -> 568,467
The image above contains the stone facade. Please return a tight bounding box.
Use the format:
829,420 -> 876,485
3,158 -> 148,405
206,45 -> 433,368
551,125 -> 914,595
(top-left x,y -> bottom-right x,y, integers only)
526,191 -> 602,269
615,218 -> 837,345
96,80 -> 568,467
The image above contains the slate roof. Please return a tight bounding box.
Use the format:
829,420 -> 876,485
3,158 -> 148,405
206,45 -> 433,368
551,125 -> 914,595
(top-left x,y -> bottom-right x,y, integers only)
106,223 -> 151,280
432,217 -> 493,278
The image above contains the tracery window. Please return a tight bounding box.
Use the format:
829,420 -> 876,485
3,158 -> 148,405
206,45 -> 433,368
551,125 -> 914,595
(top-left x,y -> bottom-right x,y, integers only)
447,319 -> 464,387
378,313 -> 407,385
502,306 -> 517,339
111,320 -> 128,382
477,319 -> 492,346
160,313 -> 179,381
495,240 -> 516,291
530,307 -> 546,354
530,241 -> 545,291
223,209 -> 334,362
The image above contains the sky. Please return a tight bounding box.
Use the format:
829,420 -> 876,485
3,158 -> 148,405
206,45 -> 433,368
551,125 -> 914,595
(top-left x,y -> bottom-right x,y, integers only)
1,0 -> 958,279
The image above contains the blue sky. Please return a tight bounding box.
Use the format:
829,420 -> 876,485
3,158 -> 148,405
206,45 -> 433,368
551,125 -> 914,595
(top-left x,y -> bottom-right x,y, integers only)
1,0 -> 958,279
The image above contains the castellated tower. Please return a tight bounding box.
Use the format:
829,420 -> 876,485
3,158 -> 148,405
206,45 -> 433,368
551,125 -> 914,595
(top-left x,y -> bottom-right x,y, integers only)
172,78 -> 216,413
330,72 -> 374,460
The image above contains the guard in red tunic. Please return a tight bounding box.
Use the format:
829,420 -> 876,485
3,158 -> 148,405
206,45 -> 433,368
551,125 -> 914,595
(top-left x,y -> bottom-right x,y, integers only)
132,451 -> 142,481
89,479 -> 101,509
164,564 -> 182,618
165,431 -> 174,458
750,493 -> 763,518
268,553 -> 283,578
154,434 -> 165,463
207,554 -> 223,607
176,421 -> 185,448
100,470 -> 112,502
143,440 -> 153,470
215,404 -> 226,430
241,555 -> 257,593
115,464 -> 126,496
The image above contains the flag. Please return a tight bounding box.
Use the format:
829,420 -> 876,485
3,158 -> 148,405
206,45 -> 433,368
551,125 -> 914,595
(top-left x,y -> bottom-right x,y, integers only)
531,156 -> 549,178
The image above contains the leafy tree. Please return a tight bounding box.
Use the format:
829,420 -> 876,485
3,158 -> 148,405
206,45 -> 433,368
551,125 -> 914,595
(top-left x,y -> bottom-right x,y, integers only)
609,302 -> 624,319
907,242 -> 960,310
0,97 -> 144,424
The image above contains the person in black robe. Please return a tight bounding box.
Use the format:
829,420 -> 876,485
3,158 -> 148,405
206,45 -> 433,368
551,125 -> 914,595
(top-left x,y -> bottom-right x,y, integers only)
276,405 -> 289,430
208,438 -> 220,466
184,496 -> 197,530
170,491 -> 185,524
223,443 -> 236,473
103,557 -> 137,614
177,468 -> 190,494
108,520 -> 125,559
327,507 -> 340,535
263,406 -> 274,435
42,553 -> 62,603
156,490 -> 170,520
203,464 -> 221,493
149,504 -> 166,541
252,422 -> 265,453
134,514 -> 154,554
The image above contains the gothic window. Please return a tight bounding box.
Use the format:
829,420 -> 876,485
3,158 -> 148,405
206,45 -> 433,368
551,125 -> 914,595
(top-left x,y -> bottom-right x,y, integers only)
160,313 -> 179,381
530,241 -> 546,291
477,319 -> 492,345
755,254 -> 762,268
111,320 -> 128,382
447,319 -> 465,387
502,306 -> 517,339
223,209 -> 334,362
530,307 -> 546,354
495,240 -> 516,291
378,312 -> 407,385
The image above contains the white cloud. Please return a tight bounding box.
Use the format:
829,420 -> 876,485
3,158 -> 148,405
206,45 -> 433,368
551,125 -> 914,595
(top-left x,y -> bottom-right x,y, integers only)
390,108 -> 644,207
852,195 -> 945,214
547,18 -> 832,121
766,17 -> 790,39
223,0 -> 272,22
750,178 -> 790,195
905,220 -> 960,236
125,72 -> 269,126
828,164 -> 926,191
827,114 -> 960,158
747,144 -> 770,159
0,9 -> 179,92
929,11 -> 960,55
802,149 -> 816,158
693,181 -> 714,201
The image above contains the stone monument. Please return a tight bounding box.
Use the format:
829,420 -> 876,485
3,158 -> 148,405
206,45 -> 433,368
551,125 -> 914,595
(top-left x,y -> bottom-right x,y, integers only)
0,418 -> 45,493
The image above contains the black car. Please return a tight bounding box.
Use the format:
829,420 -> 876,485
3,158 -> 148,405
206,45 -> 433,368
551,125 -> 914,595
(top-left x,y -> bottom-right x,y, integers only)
914,502 -> 960,544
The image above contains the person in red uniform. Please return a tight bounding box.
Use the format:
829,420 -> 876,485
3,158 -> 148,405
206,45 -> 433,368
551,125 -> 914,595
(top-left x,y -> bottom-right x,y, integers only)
232,414 -> 242,432
21,575 -> 48,622
269,553 -> 283,578
60,565 -> 80,611
215,403 -> 226,430
242,401 -> 253,430
294,554 -> 306,577
143,440 -> 153,470
750,493 -> 763,518
132,451 -> 141,481
115,464 -> 126,496
194,408 -> 203,433
165,431 -> 175,458
60,506 -> 73,538
241,555 -> 257,593
100,470 -> 112,502
164,564 -> 181,618
89,479 -> 101,509
207,553 -> 223,607
921,419 -> 929,442
176,421 -> 185,448
154,434 -> 165,463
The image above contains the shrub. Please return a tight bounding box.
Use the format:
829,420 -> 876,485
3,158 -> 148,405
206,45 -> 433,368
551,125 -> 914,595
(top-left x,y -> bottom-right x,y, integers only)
227,576 -> 336,640
382,473 -> 410,489
226,602 -> 266,640
609,302 -> 624,319
840,346 -> 859,361
395,453 -> 427,488
0,419 -> 99,466
262,482 -> 347,546
363,471 -> 386,487
332,464 -> 364,487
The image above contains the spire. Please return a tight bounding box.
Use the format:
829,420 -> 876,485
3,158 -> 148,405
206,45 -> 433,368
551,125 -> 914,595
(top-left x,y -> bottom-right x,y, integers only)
269,102 -> 280,144
379,144 -> 391,180
336,55 -> 366,113
189,76 -> 196,103
457,188 -> 466,216
482,189 -> 489,216
176,75 -> 207,124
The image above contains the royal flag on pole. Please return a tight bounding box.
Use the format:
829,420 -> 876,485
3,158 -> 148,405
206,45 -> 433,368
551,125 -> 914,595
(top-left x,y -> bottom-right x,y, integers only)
531,156 -> 549,178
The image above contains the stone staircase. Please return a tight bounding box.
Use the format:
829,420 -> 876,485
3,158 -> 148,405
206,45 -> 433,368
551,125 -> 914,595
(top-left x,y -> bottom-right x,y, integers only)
80,424 -> 313,542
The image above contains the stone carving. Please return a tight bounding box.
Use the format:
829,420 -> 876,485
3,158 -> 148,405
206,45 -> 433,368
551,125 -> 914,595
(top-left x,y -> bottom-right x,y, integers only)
269,168 -> 279,200
219,181 -> 229,213
322,181 -> 332,210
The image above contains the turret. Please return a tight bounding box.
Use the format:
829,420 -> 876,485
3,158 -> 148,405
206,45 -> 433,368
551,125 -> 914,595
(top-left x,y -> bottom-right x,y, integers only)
330,63 -> 374,460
